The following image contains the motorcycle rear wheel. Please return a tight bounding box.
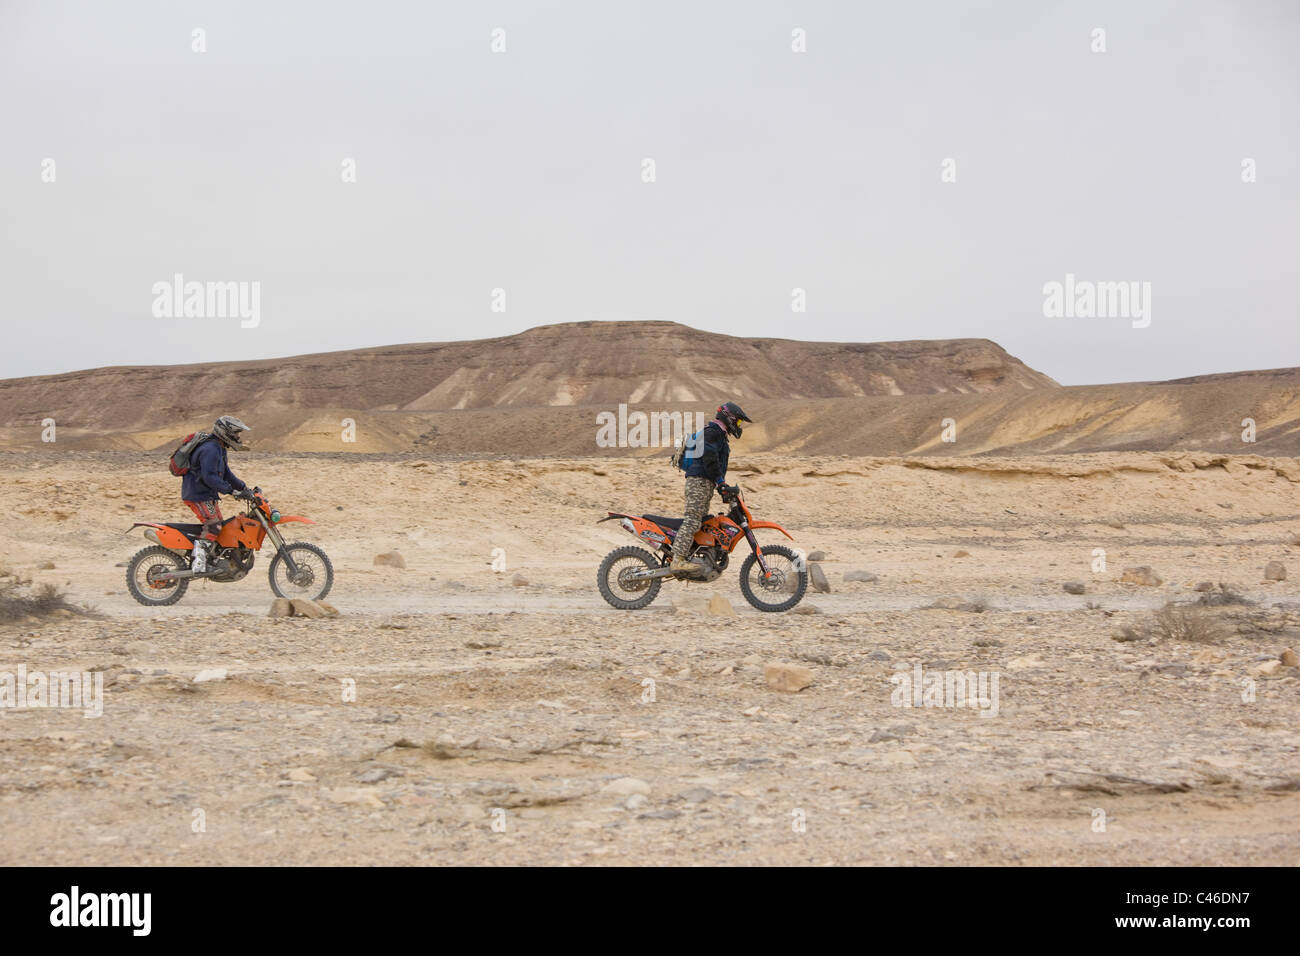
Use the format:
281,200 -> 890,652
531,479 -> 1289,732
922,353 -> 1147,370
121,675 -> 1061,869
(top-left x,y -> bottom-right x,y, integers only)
597,546 -> 662,610
126,545 -> 190,607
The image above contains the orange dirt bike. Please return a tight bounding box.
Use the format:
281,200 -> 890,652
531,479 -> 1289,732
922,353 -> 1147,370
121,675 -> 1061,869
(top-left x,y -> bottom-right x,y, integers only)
124,487 -> 333,607
597,486 -> 807,612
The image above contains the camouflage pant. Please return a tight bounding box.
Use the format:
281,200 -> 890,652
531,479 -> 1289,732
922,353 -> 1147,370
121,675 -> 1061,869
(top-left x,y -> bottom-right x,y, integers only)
671,476 -> 715,561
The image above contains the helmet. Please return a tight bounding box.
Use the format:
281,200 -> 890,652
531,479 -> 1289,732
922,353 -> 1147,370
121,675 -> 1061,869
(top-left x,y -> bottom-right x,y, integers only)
212,415 -> 250,450
715,401 -> 753,439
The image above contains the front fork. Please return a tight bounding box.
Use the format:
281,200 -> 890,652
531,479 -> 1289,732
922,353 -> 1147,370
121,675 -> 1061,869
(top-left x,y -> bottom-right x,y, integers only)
742,523 -> 771,576
256,511 -> 300,577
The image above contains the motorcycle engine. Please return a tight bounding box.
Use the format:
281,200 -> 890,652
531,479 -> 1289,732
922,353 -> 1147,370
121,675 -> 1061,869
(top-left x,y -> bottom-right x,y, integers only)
209,546 -> 255,582
690,546 -> 728,583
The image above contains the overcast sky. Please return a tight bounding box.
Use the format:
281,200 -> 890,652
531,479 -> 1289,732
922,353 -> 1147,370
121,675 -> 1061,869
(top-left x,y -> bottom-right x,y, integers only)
1,0 -> 1296,385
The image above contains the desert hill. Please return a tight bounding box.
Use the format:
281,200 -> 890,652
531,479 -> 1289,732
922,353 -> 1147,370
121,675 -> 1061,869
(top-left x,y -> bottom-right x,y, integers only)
1,320 -> 1298,456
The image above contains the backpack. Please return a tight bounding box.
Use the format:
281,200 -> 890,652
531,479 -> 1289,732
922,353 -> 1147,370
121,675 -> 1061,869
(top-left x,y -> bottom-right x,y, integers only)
671,429 -> 703,471
168,431 -> 213,476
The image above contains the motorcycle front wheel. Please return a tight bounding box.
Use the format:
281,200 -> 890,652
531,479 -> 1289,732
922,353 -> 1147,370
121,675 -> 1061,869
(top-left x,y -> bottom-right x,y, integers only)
738,544 -> 807,612
268,542 -> 334,601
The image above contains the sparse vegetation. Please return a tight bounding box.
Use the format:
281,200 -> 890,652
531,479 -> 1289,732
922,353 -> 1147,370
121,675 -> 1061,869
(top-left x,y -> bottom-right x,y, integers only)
1115,602 -> 1231,645
0,568 -> 89,624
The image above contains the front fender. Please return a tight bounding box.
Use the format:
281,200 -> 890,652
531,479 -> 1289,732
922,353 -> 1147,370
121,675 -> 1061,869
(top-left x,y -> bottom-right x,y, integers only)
746,520 -> 794,541
274,515 -> 314,525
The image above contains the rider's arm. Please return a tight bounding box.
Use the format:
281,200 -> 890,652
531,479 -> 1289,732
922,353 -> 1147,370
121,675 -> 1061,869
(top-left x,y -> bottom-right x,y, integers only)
195,443 -> 235,495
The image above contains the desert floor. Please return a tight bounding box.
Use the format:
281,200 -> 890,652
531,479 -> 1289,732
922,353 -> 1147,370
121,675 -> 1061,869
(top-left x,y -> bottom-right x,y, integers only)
0,450 -> 1297,865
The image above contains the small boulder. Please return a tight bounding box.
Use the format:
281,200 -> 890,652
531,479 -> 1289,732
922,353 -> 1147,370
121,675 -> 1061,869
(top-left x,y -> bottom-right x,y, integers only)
510,572 -> 529,587
268,598 -> 293,618
1194,581 -> 1215,592
952,550 -> 971,559
764,662 -> 814,693
193,668 -> 228,683
290,598 -> 338,619
37,561 -> 55,570
808,563 -> 831,593
373,551 -> 406,569
601,777 -> 651,796
1264,561 -> 1286,581
1254,659 -> 1282,676
806,550 -> 827,562
844,570 -> 877,583
1062,581 -> 1087,595
671,594 -> 711,614
791,603 -> 820,615
1279,648 -> 1298,667
1120,566 -> 1162,586
706,594 -> 736,617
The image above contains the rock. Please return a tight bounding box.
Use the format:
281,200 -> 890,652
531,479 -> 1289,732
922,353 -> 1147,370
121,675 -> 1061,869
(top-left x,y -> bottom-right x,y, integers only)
37,561 -> 55,570
268,598 -> 293,618
290,598 -> 338,619
601,777 -> 651,796
808,563 -> 831,593
192,668 -> 228,683
285,767 -> 316,782
1254,659 -> 1282,676
764,662 -> 814,692
1264,560 -> 1286,581
867,650 -> 891,661
1194,581 -> 1215,592
869,730 -> 901,743
638,809 -> 681,820
844,570 -> 878,583
624,793 -> 649,811
806,550 -> 827,562
952,550 -> 971,558
373,551 -> 406,568
678,787 -> 714,803
791,604 -> 820,615
672,594 -> 711,614
1281,648 -> 1298,667
706,594 -> 736,616
1120,566 -> 1163,586
357,767 -> 401,784
511,572 -> 529,587
1062,582 -> 1087,595
325,788 -> 385,808
1007,655 -> 1046,670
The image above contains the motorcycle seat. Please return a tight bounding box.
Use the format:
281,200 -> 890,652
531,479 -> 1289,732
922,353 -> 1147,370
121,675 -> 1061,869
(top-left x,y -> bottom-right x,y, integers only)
163,522 -> 206,537
642,514 -> 683,531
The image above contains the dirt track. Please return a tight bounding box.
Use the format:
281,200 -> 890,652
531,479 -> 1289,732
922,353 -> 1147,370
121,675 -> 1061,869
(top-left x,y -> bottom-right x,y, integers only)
1,451 -> 1298,865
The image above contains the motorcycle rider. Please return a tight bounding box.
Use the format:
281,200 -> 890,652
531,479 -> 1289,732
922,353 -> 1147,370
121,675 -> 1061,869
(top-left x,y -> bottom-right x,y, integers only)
670,401 -> 753,577
182,415 -> 252,573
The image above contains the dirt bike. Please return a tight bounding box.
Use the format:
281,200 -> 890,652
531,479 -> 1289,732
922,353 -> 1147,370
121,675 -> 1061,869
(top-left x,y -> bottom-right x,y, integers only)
124,487 -> 333,607
596,486 -> 807,612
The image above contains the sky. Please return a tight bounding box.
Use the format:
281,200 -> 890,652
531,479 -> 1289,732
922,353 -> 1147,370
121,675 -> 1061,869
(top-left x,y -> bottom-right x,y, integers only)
1,0 -> 1296,385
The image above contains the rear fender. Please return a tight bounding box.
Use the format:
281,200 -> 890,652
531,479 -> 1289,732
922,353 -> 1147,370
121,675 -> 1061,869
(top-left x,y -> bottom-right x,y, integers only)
598,513 -> 671,545
127,522 -> 193,550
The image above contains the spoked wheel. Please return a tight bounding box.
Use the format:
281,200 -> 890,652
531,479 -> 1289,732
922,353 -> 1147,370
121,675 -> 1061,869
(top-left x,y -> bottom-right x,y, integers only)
268,542 -> 334,601
738,544 -> 807,612
125,545 -> 190,607
597,546 -> 662,610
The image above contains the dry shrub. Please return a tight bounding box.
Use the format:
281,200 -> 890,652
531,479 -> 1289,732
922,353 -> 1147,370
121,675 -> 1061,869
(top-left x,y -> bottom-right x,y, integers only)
0,568 -> 87,624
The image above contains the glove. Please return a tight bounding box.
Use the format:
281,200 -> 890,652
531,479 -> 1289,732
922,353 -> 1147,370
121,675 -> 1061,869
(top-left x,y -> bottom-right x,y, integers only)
717,483 -> 739,500
232,488 -> 253,501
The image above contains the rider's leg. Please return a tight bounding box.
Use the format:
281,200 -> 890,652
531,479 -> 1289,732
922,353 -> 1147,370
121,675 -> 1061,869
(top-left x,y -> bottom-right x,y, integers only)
670,477 -> 714,575
185,499 -> 223,572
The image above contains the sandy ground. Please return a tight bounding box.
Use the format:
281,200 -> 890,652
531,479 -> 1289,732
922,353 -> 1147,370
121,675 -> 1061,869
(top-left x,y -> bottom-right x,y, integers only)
0,450 -> 1298,865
